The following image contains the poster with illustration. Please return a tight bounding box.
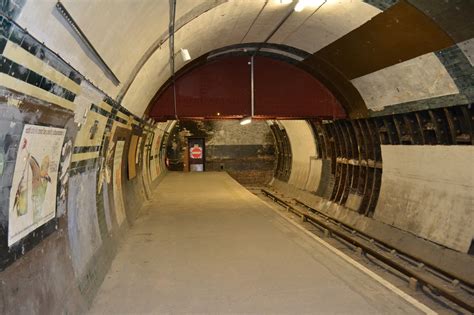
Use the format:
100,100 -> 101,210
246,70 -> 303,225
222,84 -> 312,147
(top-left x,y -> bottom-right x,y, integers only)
113,140 -> 126,226
8,124 -> 66,246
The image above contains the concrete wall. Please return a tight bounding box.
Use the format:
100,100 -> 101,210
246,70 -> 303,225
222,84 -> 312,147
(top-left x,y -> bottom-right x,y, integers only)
272,116 -> 474,255
270,119 -> 474,283
374,145 -> 474,253
279,120 -> 320,191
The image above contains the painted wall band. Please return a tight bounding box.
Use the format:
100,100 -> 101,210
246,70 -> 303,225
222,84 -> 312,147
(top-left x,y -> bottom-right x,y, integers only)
315,0 -> 454,80
0,55 -> 76,102
0,73 -> 76,111
2,40 -> 80,94
0,15 -> 82,85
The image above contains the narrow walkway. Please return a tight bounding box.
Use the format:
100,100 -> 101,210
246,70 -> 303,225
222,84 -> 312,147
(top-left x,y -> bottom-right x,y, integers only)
89,172 -> 425,314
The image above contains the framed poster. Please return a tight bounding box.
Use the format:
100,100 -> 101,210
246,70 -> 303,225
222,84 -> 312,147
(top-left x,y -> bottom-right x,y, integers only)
8,124 -> 66,246
150,133 -> 161,181
127,135 -> 139,179
135,136 -> 143,164
112,140 -> 126,226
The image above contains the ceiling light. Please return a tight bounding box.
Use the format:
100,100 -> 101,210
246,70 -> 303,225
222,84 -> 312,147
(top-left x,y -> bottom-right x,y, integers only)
294,1 -> 306,11
278,0 -> 293,4
180,48 -> 191,62
240,117 -> 252,125
294,0 -> 325,12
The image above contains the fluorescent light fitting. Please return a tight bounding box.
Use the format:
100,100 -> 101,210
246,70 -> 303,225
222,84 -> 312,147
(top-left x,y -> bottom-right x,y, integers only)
279,0 -> 293,4
294,1 -> 305,11
240,117 -> 252,125
295,0 -> 325,11
180,48 -> 191,61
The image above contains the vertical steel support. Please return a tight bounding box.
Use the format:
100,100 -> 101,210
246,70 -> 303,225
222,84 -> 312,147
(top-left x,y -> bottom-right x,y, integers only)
169,0 -> 178,119
251,55 -> 255,117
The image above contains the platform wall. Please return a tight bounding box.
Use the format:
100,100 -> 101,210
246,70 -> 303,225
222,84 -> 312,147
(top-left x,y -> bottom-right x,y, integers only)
375,145 -> 474,253
0,18 -> 169,314
270,116 -> 474,255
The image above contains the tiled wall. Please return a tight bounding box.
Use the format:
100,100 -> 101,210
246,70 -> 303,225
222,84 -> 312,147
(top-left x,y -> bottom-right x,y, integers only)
360,1 -> 474,117
0,13 -> 168,314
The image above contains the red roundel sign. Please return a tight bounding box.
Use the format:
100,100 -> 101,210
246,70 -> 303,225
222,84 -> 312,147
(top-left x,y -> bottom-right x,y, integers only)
190,145 -> 203,159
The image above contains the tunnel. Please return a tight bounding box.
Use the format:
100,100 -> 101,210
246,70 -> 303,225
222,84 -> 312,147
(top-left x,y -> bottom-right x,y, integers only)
0,0 -> 473,314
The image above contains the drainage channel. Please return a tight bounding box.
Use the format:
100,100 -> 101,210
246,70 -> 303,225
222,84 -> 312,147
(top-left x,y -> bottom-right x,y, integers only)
257,188 -> 474,314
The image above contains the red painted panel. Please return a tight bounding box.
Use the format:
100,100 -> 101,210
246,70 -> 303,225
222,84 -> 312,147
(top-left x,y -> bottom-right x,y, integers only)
149,56 -> 345,119
254,57 -> 345,118
151,57 -> 251,118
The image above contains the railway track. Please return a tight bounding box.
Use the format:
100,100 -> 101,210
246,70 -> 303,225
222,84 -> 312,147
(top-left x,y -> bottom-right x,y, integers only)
257,188 -> 474,314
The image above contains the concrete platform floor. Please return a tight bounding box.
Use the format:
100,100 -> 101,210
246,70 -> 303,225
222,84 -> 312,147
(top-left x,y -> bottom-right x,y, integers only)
88,172 -> 428,314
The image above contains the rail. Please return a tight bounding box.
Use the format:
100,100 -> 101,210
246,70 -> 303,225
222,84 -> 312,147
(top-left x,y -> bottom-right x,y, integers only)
260,189 -> 474,313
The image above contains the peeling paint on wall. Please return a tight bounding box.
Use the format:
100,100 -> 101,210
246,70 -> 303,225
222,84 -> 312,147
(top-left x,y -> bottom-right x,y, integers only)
56,139 -> 73,217
351,53 -> 459,111
101,180 -> 112,232
73,81 -> 102,125
67,170 -> 101,278
459,38 -> 474,67
1,0 -> 26,20
0,12 -> 159,313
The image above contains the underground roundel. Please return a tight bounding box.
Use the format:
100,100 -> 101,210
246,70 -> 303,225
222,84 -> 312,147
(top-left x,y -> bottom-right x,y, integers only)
190,144 -> 203,159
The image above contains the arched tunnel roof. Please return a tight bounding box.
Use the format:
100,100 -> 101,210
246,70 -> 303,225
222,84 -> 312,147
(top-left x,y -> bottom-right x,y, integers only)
148,54 -> 346,120
13,0 -> 474,119
1,2 -> 474,313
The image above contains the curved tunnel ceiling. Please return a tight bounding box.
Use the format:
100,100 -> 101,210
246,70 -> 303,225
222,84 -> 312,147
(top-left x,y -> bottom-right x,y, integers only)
148,55 -> 346,120
15,0 -> 474,119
